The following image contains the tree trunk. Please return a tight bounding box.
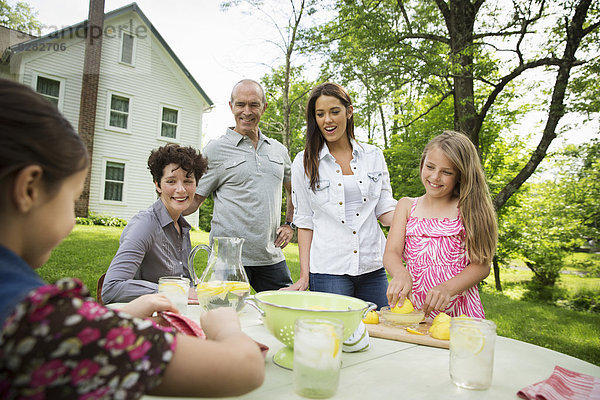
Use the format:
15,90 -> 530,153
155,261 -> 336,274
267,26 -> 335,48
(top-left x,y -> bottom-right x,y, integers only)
439,0 -> 481,146
492,255 -> 502,291
493,0 -> 594,211
281,0 -> 305,151
379,104 -> 388,148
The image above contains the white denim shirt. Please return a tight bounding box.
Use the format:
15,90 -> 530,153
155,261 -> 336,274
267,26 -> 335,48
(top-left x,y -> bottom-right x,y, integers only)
292,140 -> 397,276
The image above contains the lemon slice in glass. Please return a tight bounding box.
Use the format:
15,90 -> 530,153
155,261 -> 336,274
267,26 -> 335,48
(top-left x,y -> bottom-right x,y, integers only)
158,282 -> 186,295
451,326 -> 485,355
324,324 -> 341,357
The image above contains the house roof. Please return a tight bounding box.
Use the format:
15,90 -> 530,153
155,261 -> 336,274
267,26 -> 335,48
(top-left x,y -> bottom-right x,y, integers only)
3,2 -> 213,107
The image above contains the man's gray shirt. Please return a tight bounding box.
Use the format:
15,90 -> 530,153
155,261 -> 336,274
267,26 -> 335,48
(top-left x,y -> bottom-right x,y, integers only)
196,128 -> 291,266
102,199 -> 192,303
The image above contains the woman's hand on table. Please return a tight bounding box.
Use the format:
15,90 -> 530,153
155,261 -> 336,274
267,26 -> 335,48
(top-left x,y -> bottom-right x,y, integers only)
280,276 -> 309,291
119,293 -> 177,324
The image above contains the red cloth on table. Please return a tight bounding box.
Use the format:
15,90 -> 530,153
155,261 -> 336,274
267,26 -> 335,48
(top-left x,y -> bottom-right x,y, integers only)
517,365 -> 600,400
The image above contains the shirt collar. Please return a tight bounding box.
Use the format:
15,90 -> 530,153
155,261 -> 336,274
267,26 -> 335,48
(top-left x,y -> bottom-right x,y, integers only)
318,138 -> 362,160
0,244 -> 45,325
225,127 -> 271,148
152,199 -> 192,232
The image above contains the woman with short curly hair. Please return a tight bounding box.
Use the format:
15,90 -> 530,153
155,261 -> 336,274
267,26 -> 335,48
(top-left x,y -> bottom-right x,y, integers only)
102,144 -> 207,304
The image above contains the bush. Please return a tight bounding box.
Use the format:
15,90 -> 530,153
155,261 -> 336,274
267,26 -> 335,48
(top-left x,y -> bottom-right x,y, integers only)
556,290 -> 600,313
521,280 -> 568,303
76,212 -> 128,227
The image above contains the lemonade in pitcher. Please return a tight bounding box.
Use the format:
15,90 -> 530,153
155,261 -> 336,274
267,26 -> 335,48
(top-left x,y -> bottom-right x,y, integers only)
189,237 -> 250,312
196,280 -> 250,312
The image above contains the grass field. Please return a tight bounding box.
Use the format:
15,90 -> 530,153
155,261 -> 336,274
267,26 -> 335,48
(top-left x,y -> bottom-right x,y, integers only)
41,225 -> 600,366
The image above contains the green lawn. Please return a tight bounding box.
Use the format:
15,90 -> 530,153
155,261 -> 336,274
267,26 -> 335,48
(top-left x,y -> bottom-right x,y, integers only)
41,225 -> 600,366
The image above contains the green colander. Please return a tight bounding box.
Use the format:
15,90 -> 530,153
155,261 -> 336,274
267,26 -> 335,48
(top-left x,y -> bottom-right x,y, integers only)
245,291 -> 376,369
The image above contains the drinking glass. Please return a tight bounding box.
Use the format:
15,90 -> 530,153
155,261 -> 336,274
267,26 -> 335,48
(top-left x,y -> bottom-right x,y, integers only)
158,276 -> 190,314
449,317 -> 496,390
293,318 -> 343,399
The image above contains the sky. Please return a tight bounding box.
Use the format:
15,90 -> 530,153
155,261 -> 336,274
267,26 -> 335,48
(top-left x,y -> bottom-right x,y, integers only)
17,0 -> 286,145
11,0 -> 599,150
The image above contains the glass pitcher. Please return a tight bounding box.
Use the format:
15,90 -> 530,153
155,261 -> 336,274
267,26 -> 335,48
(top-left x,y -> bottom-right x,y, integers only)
188,237 -> 250,312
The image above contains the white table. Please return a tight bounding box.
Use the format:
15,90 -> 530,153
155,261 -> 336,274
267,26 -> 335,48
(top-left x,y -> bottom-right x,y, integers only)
132,305 -> 600,399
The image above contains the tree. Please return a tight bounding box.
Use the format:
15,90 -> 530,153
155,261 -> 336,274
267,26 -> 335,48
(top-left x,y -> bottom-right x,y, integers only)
0,0 -> 40,33
557,139 -> 600,248
260,65 -> 315,160
302,0 -> 599,211
221,0 -> 318,151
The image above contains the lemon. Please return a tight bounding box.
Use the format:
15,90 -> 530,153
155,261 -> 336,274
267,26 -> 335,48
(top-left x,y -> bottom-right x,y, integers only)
158,282 -> 186,295
431,312 -> 451,326
196,282 -> 226,296
362,310 -> 379,324
391,298 -> 414,314
450,326 -> 485,355
406,327 -> 424,335
228,281 -> 250,294
429,321 -> 450,340
324,325 -> 341,357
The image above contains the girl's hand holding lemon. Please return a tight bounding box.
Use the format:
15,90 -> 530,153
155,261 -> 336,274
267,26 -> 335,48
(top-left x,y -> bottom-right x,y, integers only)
385,267 -> 413,309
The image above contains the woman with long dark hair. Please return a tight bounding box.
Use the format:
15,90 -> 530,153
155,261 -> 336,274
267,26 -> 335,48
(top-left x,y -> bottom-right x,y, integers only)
289,82 -> 397,350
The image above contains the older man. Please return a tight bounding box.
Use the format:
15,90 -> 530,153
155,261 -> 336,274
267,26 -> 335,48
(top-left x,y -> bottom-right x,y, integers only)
187,79 -> 295,291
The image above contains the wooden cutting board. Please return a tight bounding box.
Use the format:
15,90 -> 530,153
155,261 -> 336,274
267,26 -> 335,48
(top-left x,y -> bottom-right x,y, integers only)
366,321 -> 449,349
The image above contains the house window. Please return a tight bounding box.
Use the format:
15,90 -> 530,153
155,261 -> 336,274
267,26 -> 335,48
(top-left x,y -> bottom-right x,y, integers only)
35,76 -> 61,106
161,107 -> 179,139
120,32 -> 135,64
109,94 -> 130,130
104,161 -> 125,201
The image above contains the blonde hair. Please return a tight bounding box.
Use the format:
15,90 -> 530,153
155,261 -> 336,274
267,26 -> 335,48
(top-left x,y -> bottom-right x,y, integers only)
420,131 -> 498,265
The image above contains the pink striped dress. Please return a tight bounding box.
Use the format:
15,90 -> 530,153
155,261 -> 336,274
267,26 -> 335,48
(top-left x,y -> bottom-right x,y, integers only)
403,197 -> 485,318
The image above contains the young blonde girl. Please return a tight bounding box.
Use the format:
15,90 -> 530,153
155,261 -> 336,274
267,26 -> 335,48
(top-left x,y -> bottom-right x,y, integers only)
0,79 -> 264,398
383,131 -> 497,318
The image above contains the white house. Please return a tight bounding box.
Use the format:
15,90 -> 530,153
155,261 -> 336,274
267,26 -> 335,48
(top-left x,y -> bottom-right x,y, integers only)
0,3 -> 213,227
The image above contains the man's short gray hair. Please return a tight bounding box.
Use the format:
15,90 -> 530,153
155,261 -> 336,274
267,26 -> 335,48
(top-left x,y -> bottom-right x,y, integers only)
230,79 -> 267,105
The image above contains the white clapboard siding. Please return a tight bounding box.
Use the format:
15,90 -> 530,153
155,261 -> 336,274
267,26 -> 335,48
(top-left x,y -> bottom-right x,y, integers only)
87,12 -> 206,226
20,38 -> 86,130
5,7 -> 210,227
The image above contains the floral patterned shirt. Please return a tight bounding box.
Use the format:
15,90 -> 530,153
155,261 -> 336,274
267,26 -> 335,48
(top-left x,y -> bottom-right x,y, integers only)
0,278 -> 177,400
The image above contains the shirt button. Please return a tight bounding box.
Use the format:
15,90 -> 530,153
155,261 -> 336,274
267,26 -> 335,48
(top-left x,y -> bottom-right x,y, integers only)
353,166 -> 357,170
339,201 -> 343,205
353,231 -> 356,234
341,220 -> 345,224
336,169 -> 340,173
359,180 -> 362,183
363,198 -> 367,202
338,183 -> 342,186
353,250 -> 357,253
356,213 -> 360,217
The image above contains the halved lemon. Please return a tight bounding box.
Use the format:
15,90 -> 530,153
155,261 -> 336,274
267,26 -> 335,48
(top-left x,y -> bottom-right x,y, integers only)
429,322 -> 450,340
391,298 -> 414,314
451,326 -> 485,355
362,310 -> 379,324
406,327 -> 424,335
431,312 -> 451,326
